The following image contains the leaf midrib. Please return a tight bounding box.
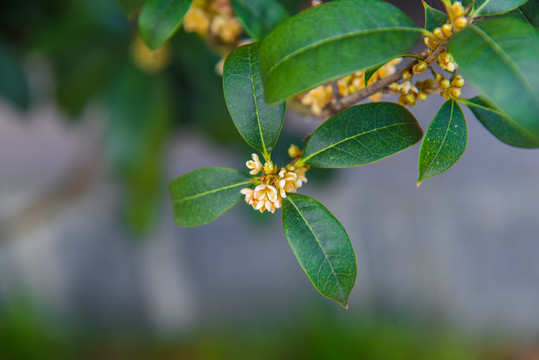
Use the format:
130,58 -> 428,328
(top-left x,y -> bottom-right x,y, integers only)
421,100 -> 455,178
287,196 -> 344,299
470,25 -> 539,105
247,45 -> 268,157
173,180 -> 252,203
302,121 -> 412,163
263,27 -> 421,81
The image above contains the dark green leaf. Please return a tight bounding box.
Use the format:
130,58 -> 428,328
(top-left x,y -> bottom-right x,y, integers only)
520,0 -> 539,27
504,8 -> 535,28
116,0 -> 146,14
282,193 -> 356,307
259,0 -> 422,103
0,43 -> 29,109
449,18 -> 539,136
231,0 -> 289,41
461,96 -> 539,148
472,0 -> 528,15
139,0 -> 192,50
418,99 -> 467,185
298,102 -> 423,168
423,1 -> 449,32
106,64 -> 172,233
169,168 -> 252,227
223,42 -> 285,157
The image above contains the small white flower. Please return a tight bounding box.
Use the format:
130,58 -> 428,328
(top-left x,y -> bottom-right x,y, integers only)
246,153 -> 263,175
240,187 -> 255,204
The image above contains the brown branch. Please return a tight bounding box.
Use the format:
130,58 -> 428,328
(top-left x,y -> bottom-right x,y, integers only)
323,42 -> 447,117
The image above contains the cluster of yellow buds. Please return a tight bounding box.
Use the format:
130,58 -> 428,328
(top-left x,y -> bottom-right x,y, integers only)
425,1 -> 470,49
436,73 -> 465,100
337,71 -> 365,97
241,151 -> 309,213
437,50 -> 458,72
132,36 -> 170,73
391,80 -> 419,106
300,84 -> 334,116
183,0 -> 242,44
368,58 -> 402,101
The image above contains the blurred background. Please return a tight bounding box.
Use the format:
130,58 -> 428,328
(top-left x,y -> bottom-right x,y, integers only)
1,0 -> 539,359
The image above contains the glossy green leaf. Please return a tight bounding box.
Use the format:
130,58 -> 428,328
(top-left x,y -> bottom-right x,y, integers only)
282,193 -> 356,307
418,99 -> 466,184
231,0 -> 288,41
423,1 -> 449,32
298,102 -> 423,168
169,168 -> 252,227
449,18 -> 539,136
0,43 -> 29,109
520,0 -> 539,27
461,96 -> 539,148
472,0 -> 528,15
139,0 -> 192,50
259,0 -> 423,103
223,42 -> 285,157
116,0 -> 146,14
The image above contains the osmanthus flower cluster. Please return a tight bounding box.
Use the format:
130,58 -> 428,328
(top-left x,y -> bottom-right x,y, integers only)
149,0 -> 539,306
241,153 -> 308,213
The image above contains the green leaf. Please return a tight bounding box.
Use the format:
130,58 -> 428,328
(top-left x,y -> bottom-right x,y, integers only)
448,18 -> 539,136
504,7 -> 535,28
223,42 -> 285,157
520,0 -> 539,27
418,99 -> 467,185
169,168 -> 252,227
259,0 -> 423,103
423,1 -> 449,32
472,0 -> 529,15
460,96 -> 539,148
231,0 -> 289,41
139,0 -> 192,50
0,43 -> 29,109
282,194 -> 356,307
298,102 -> 423,168
116,0 -> 146,14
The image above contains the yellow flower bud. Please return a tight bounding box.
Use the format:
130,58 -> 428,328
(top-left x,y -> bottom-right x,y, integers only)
441,24 -> 453,38
418,91 -> 429,101
398,95 -> 407,106
435,73 -> 444,84
450,2 -> 465,19
440,79 -> 451,90
412,61 -> 427,75
451,75 -> 465,88
402,70 -> 412,79
263,160 -> 276,175
433,27 -> 447,40
288,144 -> 303,158
442,90 -> 452,100
454,16 -> 468,29
450,87 -> 462,98
405,93 -> 417,106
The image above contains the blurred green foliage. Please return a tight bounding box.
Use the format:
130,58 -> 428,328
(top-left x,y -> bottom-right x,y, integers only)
0,296 -> 526,360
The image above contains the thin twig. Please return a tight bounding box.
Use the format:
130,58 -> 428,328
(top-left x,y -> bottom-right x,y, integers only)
323,42 -> 447,117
